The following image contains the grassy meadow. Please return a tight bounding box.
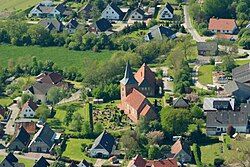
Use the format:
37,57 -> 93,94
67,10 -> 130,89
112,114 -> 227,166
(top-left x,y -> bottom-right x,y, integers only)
198,65 -> 214,85
0,0 -> 40,11
0,45 -> 114,73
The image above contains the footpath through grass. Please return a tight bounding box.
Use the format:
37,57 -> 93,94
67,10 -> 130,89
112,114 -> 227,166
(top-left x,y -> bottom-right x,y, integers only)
198,65 -> 214,85
0,45 -> 114,74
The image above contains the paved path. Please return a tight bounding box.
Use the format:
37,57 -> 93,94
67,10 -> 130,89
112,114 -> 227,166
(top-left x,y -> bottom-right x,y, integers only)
5,103 -> 19,135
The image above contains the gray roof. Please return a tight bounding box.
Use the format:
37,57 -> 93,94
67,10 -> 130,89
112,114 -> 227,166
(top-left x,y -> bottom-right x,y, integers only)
203,97 -> 235,111
145,25 -> 175,41
197,42 -> 218,52
120,62 -> 137,85
109,2 -> 124,19
11,126 -> 30,147
95,18 -> 112,32
39,19 -> 64,32
28,82 -> 53,95
240,103 -> 250,117
224,80 -> 250,101
165,3 -> 174,14
232,63 -> 250,83
173,97 -> 189,108
206,111 -> 248,127
78,160 -> 91,167
131,7 -> 145,16
90,131 -> 115,154
66,18 -> 79,29
29,124 -> 55,149
33,156 -> 50,167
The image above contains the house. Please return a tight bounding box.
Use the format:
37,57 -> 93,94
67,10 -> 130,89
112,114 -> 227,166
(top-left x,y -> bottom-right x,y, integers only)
128,155 -> 178,167
15,118 -> 38,134
33,156 -> 50,167
240,103 -> 250,119
224,81 -> 250,102
90,18 -> 113,34
78,160 -> 91,167
69,161 -> 78,167
29,2 -> 72,18
206,110 -> 248,135
26,82 -> 53,103
203,97 -> 235,113
28,124 -> 58,153
216,34 -> 235,41
8,126 -> 30,151
172,97 -> 189,108
78,3 -> 93,20
171,139 -> 192,163
89,131 -> 115,158
0,153 -> 24,167
118,88 -> 157,123
39,18 -> 64,32
232,63 -> 250,84
20,99 -> 38,118
101,2 -> 125,20
145,25 -> 176,41
65,18 -> 79,34
36,71 -> 63,85
208,18 -> 237,34
197,42 -> 218,56
129,8 -> 145,20
159,3 -> 174,20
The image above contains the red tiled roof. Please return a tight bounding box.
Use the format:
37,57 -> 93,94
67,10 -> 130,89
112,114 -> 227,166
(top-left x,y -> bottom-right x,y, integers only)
134,63 -> 156,87
208,18 -> 237,31
124,89 -> 147,111
140,104 -> 151,116
216,33 -> 234,40
147,158 -> 178,167
36,72 -> 63,85
128,155 -> 147,167
21,99 -> 38,113
171,139 -> 183,155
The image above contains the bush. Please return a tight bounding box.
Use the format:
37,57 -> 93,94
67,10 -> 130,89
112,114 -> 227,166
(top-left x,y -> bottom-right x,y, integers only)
192,144 -> 202,167
214,158 -> 224,167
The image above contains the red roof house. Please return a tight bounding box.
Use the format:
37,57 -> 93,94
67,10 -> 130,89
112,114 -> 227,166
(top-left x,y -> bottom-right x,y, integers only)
118,89 -> 157,123
208,18 -> 237,34
171,139 -> 192,163
128,155 -> 178,167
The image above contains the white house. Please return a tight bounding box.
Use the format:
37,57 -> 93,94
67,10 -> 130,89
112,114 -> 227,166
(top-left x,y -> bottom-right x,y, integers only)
129,8 -> 145,20
159,3 -> 174,20
101,2 -> 124,21
20,99 -> 38,118
89,131 -> 116,158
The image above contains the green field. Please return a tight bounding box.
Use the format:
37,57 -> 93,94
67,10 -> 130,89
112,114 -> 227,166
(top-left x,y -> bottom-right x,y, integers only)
62,138 -> 96,163
0,45 -> 114,73
0,0 -> 40,11
235,59 -> 250,65
0,97 -> 12,106
198,65 -> 214,85
200,137 -> 250,165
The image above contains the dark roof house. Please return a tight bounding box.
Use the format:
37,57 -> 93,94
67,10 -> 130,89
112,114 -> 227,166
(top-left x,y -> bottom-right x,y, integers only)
145,25 -> 176,41
36,71 -> 63,85
172,97 -> 189,108
224,80 -> 250,102
203,97 -> 235,112
90,131 -> 115,158
78,3 -> 93,19
232,63 -> 250,84
39,19 -> 64,32
197,42 -> 218,56
66,18 -> 79,30
8,126 -> 30,151
0,153 -> 24,167
94,18 -> 113,33
33,156 -> 50,167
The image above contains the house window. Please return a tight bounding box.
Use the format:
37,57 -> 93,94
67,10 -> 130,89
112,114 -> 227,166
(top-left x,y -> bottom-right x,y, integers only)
132,16 -> 134,18
106,11 -> 108,14
112,11 -> 114,14
138,16 -> 141,19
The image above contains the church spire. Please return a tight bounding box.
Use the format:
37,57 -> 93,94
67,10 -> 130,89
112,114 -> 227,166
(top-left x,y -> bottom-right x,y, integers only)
120,62 -> 137,85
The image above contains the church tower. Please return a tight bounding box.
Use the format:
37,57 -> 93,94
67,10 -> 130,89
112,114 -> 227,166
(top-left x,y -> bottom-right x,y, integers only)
120,62 -> 138,100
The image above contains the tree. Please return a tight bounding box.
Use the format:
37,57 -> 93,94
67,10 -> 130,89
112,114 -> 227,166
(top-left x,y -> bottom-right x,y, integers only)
222,55 -> 236,72
191,105 -> 203,119
203,0 -> 233,18
147,131 -> 165,145
47,87 -> 66,105
28,24 -> 53,46
84,102 -> 93,132
148,145 -> 160,160
21,93 -> 34,105
94,122 -> 104,135
160,107 -> 192,135
36,104 -> 50,120
227,125 -> 236,137
70,113 -> 83,132
54,145 -> 63,158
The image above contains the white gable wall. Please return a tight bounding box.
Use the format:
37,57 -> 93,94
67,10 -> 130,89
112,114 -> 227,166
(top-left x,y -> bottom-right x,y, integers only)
101,4 -> 120,20
160,8 -> 173,19
20,106 -> 36,118
130,11 -> 144,20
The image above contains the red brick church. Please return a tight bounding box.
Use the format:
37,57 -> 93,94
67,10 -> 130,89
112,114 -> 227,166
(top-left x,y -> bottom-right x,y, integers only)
118,62 -> 158,123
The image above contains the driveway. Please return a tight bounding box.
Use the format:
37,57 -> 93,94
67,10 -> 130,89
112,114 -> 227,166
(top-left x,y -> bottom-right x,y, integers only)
58,90 -> 81,105
5,103 -> 19,135
151,67 -> 174,92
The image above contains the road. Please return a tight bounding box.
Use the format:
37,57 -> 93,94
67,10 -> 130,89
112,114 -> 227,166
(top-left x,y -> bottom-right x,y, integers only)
5,103 -> 19,135
183,5 -> 250,56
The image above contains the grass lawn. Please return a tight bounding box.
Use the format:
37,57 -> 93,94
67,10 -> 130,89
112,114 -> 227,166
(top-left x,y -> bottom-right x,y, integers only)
198,65 -> 214,85
62,138 -> 96,163
0,97 -> 12,106
0,45 -> 114,74
0,0 -> 40,11
235,59 -> 250,66
0,155 -> 35,166
200,137 -> 250,165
